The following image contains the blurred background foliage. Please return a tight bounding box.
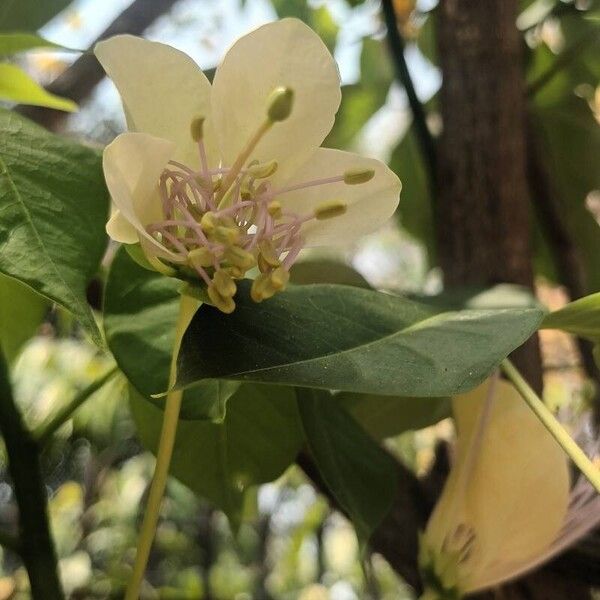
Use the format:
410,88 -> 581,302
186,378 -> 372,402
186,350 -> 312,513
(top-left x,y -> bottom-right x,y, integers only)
0,0 -> 598,597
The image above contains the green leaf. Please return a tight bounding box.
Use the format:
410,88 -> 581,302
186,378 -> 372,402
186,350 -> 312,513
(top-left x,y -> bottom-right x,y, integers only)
390,125 -> 436,265
339,393 -> 450,440
104,248 -> 238,421
177,281 -> 544,396
531,99 -> 600,292
541,292 -> 600,339
0,32 -> 77,55
297,388 -> 397,542
0,0 -> 73,32
289,259 -> 370,288
0,273 -> 47,362
130,383 -> 303,524
0,110 -> 107,343
325,38 -> 393,149
0,64 -> 76,111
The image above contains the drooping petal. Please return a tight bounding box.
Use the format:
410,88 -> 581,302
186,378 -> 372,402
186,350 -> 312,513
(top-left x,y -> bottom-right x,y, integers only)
103,132 -> 183,262
95,35 -> 217,167
275,147 -> 400,247
211,19 -> 341,178
424,378 -> 570,594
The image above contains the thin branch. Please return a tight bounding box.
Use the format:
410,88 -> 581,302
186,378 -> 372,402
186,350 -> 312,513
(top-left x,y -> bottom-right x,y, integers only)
18,0 -> 182,130
32,365 -> 119,446
0,355 -> 64,599
381,0 -> 437,188
528,27 -> 600,97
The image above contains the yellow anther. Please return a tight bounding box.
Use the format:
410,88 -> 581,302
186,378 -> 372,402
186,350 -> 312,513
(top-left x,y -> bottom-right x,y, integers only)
200,212 -> 217,234
213,269 -> 237,297
250,273 -> 276,303
241,188 -> 253,200
267,86 -> 294,122
190,116 -> 205,142
224,245 -> 256,270
343,168 -> 375,185
212,179 -> 222,193
267,200 -> 282,219
214,225 -> 240,245
224,265 -> 245,279
258,240 -> 281,268
314,200 -> 347,220
188,247 -> 214,268
248,159 -> 278,179
207,285 -> 236,314
270,266 -> 290,290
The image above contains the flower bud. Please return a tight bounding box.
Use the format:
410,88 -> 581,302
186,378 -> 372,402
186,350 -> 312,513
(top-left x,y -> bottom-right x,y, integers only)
343,168 -> 375,185
267,86 -> 294,122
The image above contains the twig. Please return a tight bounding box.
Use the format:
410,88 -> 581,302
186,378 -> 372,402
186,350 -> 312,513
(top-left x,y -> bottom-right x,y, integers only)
0,355 -> 64,599
32,365 -> 119,445
380,0 -> 437,188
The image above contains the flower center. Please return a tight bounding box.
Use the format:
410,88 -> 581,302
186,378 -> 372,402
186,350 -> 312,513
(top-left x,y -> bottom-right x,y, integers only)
145,87 -> 373,313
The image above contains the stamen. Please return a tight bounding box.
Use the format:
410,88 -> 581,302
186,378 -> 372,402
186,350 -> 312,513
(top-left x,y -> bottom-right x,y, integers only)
314,200 -> 347,220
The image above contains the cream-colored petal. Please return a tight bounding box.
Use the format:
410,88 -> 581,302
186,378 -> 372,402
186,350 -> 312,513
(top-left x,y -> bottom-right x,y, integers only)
211,19 -> 341,178
424,379 -> 570,594
106,207 -> 137,244
275,147 -> 400,246
95,35 -> 217,167
103,132 -> 183,262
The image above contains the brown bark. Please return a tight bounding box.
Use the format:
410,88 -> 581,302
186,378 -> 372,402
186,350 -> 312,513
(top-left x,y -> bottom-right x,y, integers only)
436,1 -> 593,598
436,0 -> 542,387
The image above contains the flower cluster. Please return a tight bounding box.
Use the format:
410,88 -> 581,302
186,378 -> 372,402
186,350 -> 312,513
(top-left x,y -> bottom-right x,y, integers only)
97,19 -> 401,313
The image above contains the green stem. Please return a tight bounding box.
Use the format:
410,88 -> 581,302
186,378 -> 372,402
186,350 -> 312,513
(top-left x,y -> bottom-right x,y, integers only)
33,365 -> 119,446
125,294 -> 199,600
0,354 -> 64,599
501,358 -> 600,494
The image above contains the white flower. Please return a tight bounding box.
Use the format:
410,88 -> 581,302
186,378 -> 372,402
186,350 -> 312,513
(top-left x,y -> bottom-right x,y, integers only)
419,377 -> 571,599
95,19 -> 401,313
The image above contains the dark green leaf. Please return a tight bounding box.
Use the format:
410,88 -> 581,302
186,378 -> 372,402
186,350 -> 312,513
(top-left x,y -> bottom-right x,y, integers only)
325,38 -> 393,149
0,0 -> 73,32
103,248 -> 238,421
0,273 -> 47,362
177,281 -> 543,396
0,109 -> 107,343
339,392 -> 450,440
297,388 -> 397,541
390,125 -> 436,265
289,259 -> 370,288
130,383 -> 303,524
531,99 -> 600,292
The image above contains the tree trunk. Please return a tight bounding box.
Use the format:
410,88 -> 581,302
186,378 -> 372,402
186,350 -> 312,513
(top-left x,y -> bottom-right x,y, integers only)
436,1 -> 590,598
436,0 -> 542,387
